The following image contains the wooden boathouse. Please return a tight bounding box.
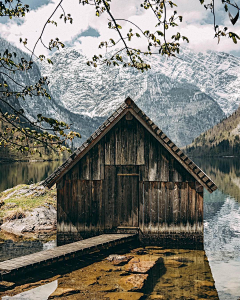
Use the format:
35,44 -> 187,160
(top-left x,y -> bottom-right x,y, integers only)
43,97 -> 217,246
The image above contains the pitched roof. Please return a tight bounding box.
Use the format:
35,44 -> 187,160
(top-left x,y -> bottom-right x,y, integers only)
43,97 -> 217,193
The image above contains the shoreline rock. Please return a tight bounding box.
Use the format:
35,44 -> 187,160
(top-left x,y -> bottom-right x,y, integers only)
0,205 -> 56,236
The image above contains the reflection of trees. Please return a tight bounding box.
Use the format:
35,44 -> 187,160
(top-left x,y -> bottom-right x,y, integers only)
195,158 -> 240,202
0,160 -> 63,192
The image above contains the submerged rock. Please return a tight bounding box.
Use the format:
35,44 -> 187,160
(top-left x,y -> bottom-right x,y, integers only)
164,258 -> 186,268
120,274 -> 148,291
49,287 -> 81,299
103,291 -> 144,300
106,254 -> 133,265
125,258 -> 156,273
148,294 -> 165,299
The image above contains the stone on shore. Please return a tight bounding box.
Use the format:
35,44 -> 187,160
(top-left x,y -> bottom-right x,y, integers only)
0,205 -> 56,236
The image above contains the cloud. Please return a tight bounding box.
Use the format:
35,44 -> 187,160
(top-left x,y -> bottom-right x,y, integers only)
0,0 -> 239,59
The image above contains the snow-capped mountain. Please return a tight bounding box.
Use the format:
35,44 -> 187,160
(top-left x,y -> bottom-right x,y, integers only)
41,47 -> 240,118
39,47 -> 233,146
2,36 -> 240,147
0,38 -> 104,144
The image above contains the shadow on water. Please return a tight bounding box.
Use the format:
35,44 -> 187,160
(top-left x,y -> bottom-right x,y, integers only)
140,249 -> 219,300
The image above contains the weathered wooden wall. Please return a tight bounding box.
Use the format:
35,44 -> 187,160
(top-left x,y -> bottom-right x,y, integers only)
57,114 -> 203,245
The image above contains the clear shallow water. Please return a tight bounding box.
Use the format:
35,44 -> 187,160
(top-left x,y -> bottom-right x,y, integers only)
0,158 -> 239,299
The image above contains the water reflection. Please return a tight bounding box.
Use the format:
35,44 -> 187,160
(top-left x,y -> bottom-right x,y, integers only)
195,157 -> 240,202
2,280 -> 58,300
196,158 -> 240,300
0,231 -> 56,262
0,160 -> 63,193
204,195 -> 240,300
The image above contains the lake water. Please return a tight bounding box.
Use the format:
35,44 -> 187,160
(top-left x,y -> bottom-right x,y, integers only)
0,158 -> 239,299
0,160 -> 63,193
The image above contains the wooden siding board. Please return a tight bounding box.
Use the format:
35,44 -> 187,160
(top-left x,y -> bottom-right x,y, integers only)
143,181 -> 150,234
105,129 -> 115,165
77,180 -> 85,233
180,182 -> 188,230
173,183 -> 180,231
197,190 -> 203,232
166,182 -> 174,231
104,166 -> 117,230
136,121 -> 145,165
150,182 -> 159,233
139,181 -> 144,232
84,180 -> 91,233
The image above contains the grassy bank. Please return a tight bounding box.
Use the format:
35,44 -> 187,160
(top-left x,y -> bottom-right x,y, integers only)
0,182 -> 56,223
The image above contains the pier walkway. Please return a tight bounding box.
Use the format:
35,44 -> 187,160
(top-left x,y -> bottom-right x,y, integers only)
0,233 -> 137,280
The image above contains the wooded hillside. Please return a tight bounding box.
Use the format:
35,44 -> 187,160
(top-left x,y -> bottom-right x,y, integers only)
185,105 -> 240,157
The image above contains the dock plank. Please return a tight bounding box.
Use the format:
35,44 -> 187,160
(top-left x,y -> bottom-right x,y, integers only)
0,234 -> 137,279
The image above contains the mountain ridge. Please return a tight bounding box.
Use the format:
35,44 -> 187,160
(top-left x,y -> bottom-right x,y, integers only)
185,104 -> 240,157
39,47 -> 229,147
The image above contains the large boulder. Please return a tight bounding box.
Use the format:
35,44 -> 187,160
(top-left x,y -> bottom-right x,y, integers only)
0,204 -> 56,236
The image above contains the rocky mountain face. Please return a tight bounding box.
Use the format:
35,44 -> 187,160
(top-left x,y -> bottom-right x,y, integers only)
0,38 -> 103,147
2,36 -> 240,147
39,47 -> 234,147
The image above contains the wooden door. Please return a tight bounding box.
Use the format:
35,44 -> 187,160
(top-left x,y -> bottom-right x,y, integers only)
104,165 -> 139,230
116,166 -> 139,227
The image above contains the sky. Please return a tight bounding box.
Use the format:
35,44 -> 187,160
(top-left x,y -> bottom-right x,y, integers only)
0,0 -> 240,59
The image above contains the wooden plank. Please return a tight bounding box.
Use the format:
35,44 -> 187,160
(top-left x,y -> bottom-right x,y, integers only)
158,182 -> 165,232
104,166 -> 117,230
132,173 -> 139,227
196,189 -> 203,232
79,154 -> 90,180
143,131 -> 150,181
71,179 -> 78,233
91,181 -> 99,234
139,181 -> 144,232
104,127 -> 116,165
150,182 -> 158,233
172,183 -> 180,231
166,182 -> 174,231
180,182 -> 188,231
143,181 -> 150,234
84,180 -> 91,234
0,234 -> 138,280
77,180 -> 85,234
136,121 -> 145,165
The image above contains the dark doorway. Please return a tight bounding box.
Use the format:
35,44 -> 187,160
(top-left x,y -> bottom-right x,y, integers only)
104,165 -> 139,230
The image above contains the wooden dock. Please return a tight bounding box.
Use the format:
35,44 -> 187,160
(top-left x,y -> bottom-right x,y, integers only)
0,234 -> 137,280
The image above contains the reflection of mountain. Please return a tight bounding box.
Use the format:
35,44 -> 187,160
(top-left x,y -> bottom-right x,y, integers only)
203,190 -> 226,221
204,196 -> 240,300
194,158 -> 240,202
